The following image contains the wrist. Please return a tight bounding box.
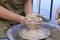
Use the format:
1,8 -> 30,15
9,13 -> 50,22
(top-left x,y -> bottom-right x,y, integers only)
20,16 -> 25,23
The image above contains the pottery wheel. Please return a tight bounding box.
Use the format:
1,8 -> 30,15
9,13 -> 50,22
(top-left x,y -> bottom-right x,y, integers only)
19,27 -> 50,40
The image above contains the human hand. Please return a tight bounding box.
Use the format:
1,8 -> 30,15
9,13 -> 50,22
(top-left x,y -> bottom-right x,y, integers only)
25,14 -> 43,29
56,19 -> 60,25
56,6 -> 60,25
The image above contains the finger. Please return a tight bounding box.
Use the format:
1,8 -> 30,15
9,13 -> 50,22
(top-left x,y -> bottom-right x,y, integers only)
36,18 -> 42,21
36,14 -> 42,17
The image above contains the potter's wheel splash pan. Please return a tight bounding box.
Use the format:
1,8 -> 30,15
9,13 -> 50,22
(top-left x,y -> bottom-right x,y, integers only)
7,22 -> 60,40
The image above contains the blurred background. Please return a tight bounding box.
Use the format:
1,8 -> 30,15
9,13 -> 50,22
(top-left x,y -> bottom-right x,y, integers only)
33,0 -> 60,21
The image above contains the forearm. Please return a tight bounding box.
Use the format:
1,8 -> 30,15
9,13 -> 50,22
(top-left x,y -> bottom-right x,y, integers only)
56,8 -> 59,20
24,0 -> 32,15
0,6 -> 23,23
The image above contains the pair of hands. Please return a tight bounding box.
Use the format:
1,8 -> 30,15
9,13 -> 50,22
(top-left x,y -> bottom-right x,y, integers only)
21,14 -> 43,29
21,12 -> 60,29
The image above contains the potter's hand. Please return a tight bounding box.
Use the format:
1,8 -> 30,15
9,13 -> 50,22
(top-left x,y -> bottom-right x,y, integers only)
56,19 -> 60,25
56,6 -> 60,25
25,14 -> 43,29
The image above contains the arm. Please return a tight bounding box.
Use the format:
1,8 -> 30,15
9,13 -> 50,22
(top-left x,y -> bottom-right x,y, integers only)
0,6 -> 23,23
56,7 -> 60,20
24,0 -> 32,15
0,0 -> 32,23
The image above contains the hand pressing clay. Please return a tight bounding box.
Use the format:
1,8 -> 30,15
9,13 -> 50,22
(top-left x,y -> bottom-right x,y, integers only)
25,14 -> 43,29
